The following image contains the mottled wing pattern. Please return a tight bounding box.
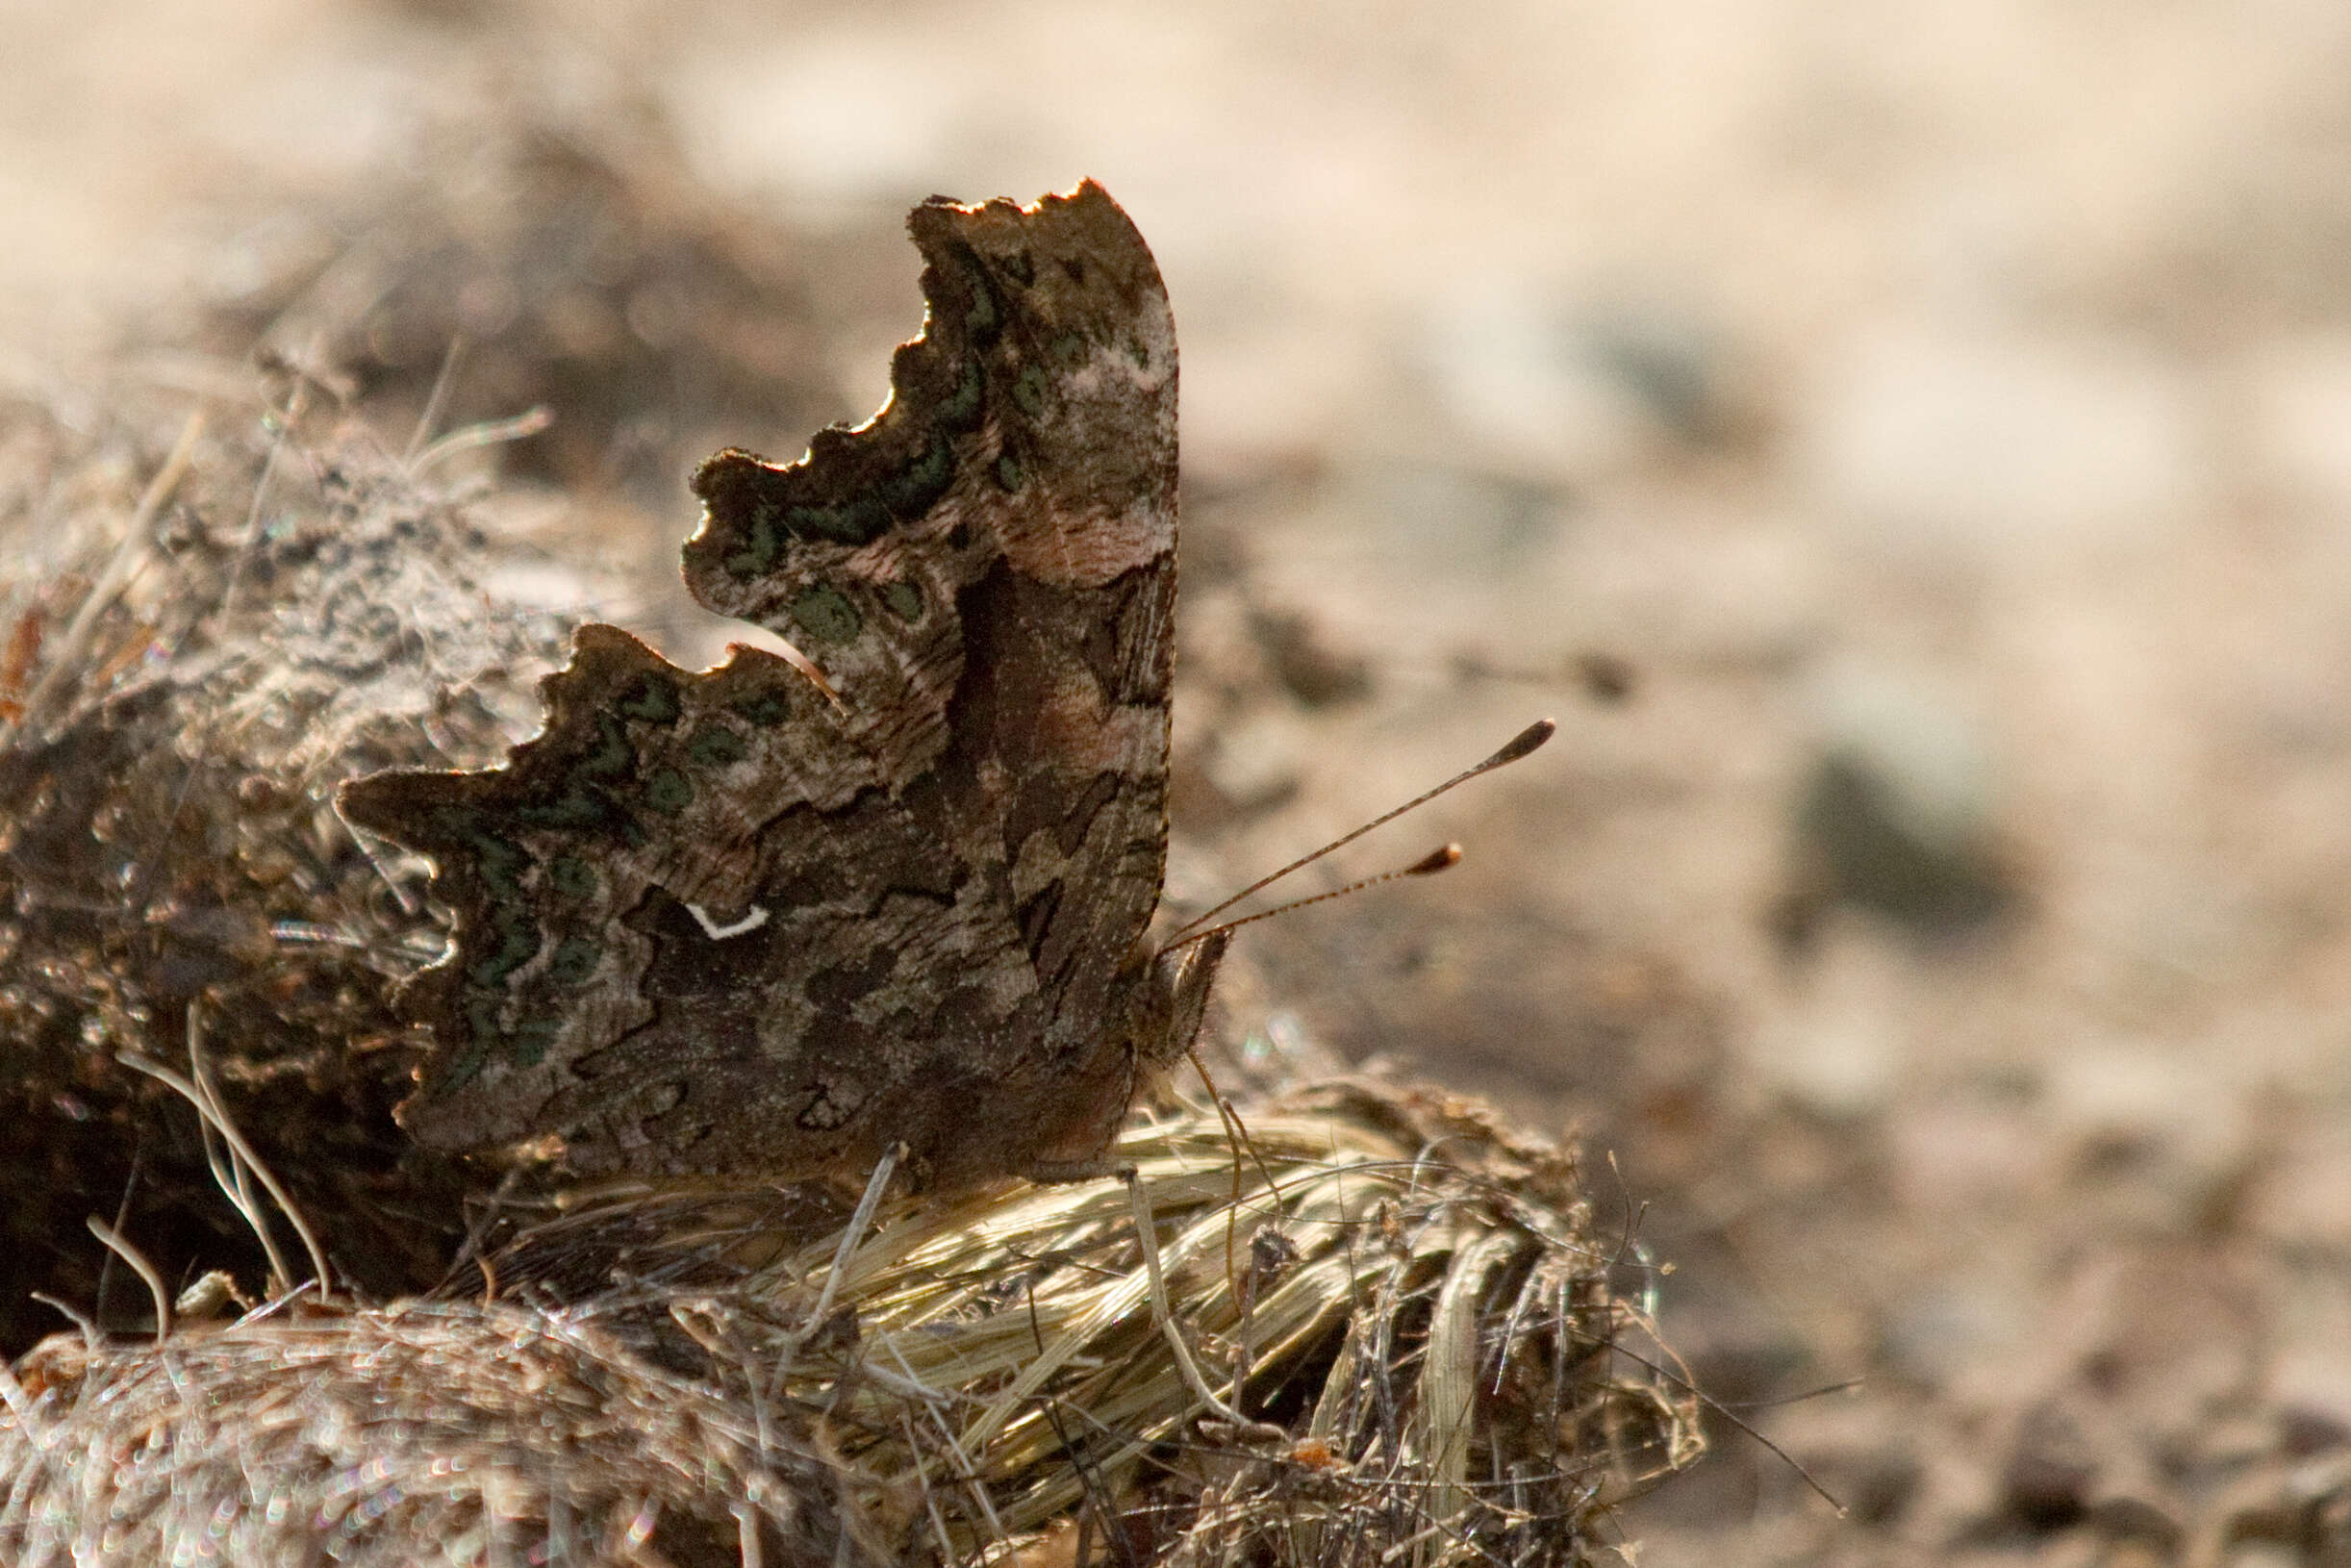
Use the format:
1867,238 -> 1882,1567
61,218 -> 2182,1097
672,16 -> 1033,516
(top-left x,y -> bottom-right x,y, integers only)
340,183 -> 1182,1184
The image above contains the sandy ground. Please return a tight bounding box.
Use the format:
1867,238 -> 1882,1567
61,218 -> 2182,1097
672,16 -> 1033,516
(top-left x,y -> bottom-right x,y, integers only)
12,1 -> 2351,1561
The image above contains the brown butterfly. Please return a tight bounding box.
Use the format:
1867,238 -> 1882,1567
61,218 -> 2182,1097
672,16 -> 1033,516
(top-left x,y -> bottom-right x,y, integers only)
341,183 -> 1223,1189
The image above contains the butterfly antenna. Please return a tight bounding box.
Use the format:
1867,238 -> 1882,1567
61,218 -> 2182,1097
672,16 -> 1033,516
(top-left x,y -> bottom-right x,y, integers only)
1163,843 -> 1464,952
1160,716 -> 1555,948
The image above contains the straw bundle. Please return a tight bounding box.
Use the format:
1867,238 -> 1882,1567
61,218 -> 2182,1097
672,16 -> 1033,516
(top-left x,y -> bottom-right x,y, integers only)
707,1079 -> 1702,1565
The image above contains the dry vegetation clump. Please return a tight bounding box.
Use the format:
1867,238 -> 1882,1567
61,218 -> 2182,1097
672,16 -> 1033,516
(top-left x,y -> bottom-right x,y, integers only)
0,1080 -> 1697,1567
0,1297 -> 851,1568
0,373 -> 589,1349
730,1082 -> 1701,1566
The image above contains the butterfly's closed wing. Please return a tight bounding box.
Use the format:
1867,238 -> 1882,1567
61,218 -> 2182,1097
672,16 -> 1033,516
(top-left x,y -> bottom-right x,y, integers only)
341,183 -> 1192,1185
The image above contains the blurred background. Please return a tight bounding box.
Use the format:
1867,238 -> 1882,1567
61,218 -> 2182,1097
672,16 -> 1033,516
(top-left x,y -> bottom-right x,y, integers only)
11,1 -> 2351,1562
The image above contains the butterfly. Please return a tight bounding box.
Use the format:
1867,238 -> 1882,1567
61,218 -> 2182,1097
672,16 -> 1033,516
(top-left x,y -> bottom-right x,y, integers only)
341,183 -> 1225,1189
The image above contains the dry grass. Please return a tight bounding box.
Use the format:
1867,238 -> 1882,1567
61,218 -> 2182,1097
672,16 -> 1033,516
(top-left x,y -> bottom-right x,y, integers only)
737,1082 -> 1695,1554
0,1078 -> 1697,1566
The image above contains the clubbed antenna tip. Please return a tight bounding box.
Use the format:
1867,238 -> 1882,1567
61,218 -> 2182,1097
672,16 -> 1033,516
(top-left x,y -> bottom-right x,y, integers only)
1488,718 -> 1555,770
